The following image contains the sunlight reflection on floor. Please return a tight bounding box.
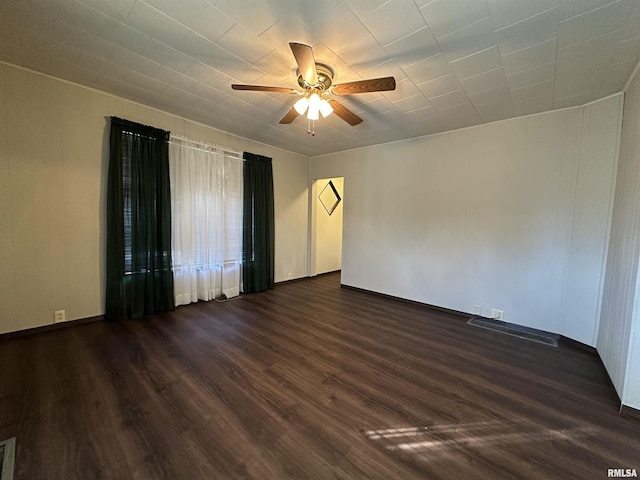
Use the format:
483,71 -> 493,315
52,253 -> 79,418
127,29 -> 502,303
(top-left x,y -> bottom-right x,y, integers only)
363,421 -> 593,460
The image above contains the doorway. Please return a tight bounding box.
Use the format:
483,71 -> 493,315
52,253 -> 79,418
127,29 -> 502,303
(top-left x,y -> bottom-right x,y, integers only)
310,177 -> 344,277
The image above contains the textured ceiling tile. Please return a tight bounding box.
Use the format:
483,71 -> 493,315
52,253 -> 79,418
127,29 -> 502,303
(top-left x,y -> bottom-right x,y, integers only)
506,62 -> 555,89
214,0 -> 278,35
449,45 -> 502,80
383,77 -> 421,102
559,0 -> 618,21
43,0 -> 93,32
600,59 -> 637,94
403,105 -> 441,121
558,0 -> 636,47
510,79 -> 554,103
337,34 -> 390,74
276,0 -> 343,25
420,0 -> 490,39
0,0 -> 55,38
189,82 -> 230,103
216,23 -> 275,65
178,32 -> 243,72
435,17 -> 497,62
553,92 -> 597,108
403,53 -> 453,85
311,4 -> 371,53
0,21 -> 25,64
555,56 -> 611,97
53,19 -> 115,58
460,68 -> 507,94
258,21 -> 321,51
124,0 -> 191,48
221,95 -> 275,121
55,2 -> 124,40
494,7 -> 559,55
475,98 -> 515,122
447,112 -> 483,129
356,96 -> 399,115
468,83 -> 512,106
1,0 -> 636,156
362,0 -> 426,45
417,74 -> 463,97
556,29 -> 628,68
488,0 -> 559,29
625,5 -> 640,37
153,65 -> 199,90
382,26 -> 440,68
78,0 -> 135,22
109,45 -> 161,77
513,94 -> 553,115
500,38 -> 557,74
233,89 -> 289,112
182,62 -> 232,89
429,89 -> 470,110
393,93 -> 432,112
439,102 -> 480,120
363,60 -> 408,85
252,49 -> 298,83
344,0 -> 389,16
48,56 -> 101,86
161,0 -> 236,44
612,35 -> 640,65
44,36 -> 85,64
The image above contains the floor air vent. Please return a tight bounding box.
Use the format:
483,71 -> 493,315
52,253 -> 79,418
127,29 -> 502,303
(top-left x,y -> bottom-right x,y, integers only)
467,317 -> 558,347
0,437 -> 15,480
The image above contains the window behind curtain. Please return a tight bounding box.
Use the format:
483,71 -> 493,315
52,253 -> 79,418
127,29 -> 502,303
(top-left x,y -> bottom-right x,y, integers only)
169,135 -> 243,305
106,117 -> 174,321
242,151 -> 275,293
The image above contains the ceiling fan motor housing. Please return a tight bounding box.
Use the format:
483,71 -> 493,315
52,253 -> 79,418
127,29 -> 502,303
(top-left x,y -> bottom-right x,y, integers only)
298,63 -> 334,91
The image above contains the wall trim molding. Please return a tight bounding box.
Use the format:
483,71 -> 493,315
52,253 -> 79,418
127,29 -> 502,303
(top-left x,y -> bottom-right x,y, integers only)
340,283 -> 471,320
0,315 -> 104,340
620,404 -> 640,419
559,335 -> 597,354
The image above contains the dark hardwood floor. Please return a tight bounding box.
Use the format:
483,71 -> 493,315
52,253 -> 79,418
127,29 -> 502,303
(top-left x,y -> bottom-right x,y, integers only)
0,272 -> 638,479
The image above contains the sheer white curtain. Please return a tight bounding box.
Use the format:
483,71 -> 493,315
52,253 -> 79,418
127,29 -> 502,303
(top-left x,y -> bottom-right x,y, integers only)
169,135 -> 243,306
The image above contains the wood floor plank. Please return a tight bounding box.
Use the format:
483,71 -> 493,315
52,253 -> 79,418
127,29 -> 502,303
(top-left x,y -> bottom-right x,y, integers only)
0,272 -> 638,479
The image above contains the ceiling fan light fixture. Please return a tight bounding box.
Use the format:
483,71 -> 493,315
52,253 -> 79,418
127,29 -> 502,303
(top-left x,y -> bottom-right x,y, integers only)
319,99 -> 333,118
307,93 -> 321,120
294,96 -> 309,115
233,42 -> 393,128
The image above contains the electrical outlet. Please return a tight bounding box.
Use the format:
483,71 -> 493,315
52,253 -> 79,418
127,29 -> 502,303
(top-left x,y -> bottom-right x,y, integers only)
54,310 -> 66,323
473,305 -> 482,315
491,309 -> 504,321
288,272 -> 293,279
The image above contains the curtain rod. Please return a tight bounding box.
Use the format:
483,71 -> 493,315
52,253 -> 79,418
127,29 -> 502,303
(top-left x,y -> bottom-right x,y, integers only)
169,133 -> 242,156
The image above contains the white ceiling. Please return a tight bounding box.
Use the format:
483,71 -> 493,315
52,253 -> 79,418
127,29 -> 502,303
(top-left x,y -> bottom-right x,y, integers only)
1,0 -> 639,156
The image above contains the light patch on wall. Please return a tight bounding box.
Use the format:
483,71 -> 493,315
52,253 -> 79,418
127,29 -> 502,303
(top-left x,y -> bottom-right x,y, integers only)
318,180 -> 342,215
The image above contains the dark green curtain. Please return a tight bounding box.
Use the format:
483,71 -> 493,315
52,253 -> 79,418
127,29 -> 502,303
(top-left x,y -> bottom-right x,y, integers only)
106,117 -> 174,321
242,152 -> 275,293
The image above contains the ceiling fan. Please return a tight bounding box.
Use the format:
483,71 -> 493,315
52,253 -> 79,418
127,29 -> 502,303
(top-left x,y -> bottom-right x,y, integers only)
231,42 -> 396,134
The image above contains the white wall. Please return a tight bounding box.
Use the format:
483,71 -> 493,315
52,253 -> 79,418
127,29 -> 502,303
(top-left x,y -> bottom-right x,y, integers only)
599,66 -> 640,410
560,96 -> 622,345
311,96 -> 622,346
313,177 -> 343,275
0,62 -> 309,334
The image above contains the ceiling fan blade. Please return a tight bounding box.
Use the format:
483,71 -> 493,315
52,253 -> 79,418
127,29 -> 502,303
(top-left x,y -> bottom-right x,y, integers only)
329,100 -> 363,126
289,42 -> 318,86
232,84 -> 297,94
331,76 -> 396,95
279,107 -> 299,124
